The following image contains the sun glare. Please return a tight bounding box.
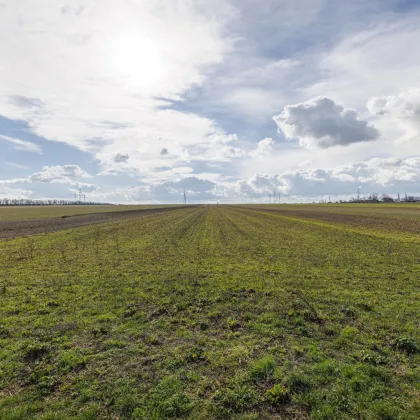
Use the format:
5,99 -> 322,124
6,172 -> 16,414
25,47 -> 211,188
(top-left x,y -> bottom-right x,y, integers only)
109,30 -> 165,93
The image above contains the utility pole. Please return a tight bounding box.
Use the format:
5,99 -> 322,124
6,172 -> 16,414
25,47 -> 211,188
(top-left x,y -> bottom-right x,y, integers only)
78,187 -> 82,203
357,187 -> 360,202
397,193 -> 400,202
183,189 -> 187,205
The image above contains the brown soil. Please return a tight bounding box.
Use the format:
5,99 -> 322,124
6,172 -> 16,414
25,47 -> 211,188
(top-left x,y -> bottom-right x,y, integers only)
235,206 -> 420,235
0,206 -> 191,240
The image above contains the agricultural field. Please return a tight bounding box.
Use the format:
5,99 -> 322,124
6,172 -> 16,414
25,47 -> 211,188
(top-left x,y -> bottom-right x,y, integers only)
240,203 -> 420,236
0,206 -> 185,240
0,205 -> 419,419
0,205 -> 177,221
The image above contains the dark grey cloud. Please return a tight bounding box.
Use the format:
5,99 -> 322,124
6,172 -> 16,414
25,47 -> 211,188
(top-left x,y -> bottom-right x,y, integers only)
273,97 -> 379,148
160,148 -> 169,155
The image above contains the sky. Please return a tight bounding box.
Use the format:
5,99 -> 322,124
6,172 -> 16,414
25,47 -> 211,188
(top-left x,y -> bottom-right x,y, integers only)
1,0 -> 420,203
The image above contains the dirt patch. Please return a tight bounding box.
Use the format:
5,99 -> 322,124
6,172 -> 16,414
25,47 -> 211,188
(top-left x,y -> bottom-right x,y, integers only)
0,206 -> 191,240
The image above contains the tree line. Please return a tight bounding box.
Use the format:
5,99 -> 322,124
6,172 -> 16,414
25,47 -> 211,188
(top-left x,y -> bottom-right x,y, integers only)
0,198 -> 110,206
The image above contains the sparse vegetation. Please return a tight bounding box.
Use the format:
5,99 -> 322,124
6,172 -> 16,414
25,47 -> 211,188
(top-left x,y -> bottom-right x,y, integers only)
0,204 -> 175,221
0,204 -> 419,418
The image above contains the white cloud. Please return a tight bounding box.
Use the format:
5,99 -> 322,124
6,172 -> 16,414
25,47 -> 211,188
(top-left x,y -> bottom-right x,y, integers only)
306,18 -> 420,109
0,165 -> 97,196
3,156 -> 420,202
153,176 -> 216,201
0,134 -> 42,153
367,88 -> 420,144
367,89 -> 420,119
29,165 -> 90,182
273,97 -> 379,149
249,137 -> 275,158
0,185 -> 33,199
0,0 -> 236,174
2,2 -> 420,202
229,156 -> 420,200
219,146 -> 245,159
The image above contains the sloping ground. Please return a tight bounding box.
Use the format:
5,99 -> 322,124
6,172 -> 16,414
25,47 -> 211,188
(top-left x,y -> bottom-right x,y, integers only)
0,206 -> 191,239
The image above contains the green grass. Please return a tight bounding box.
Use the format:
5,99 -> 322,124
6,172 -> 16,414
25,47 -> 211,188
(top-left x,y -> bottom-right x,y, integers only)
0,205 -> 419,419
0,205 -> 176,221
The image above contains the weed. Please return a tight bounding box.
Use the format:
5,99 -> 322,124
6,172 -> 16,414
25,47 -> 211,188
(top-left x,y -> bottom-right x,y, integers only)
199,321 -> 209,331
58,350 -> 87,372
24,342 -> 51,361
226,317 -> 242,331
186,347 -> 205,363
265,384 -> 290,405
392,337 -> 419,354
0,324 -> 10,338
361,350 -> 387,366
138,377 -> 193,419
250,355 -> 276,380
285,370 -> 312,394
212,384 -> 258,415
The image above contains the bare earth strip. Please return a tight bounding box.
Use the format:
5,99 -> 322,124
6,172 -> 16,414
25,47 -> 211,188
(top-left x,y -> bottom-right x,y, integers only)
0,206 -> 192,240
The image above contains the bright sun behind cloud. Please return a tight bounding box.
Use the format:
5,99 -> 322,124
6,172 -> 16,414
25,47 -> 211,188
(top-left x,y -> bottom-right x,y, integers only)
2,0 -> 420,203
109,30 -> 165,94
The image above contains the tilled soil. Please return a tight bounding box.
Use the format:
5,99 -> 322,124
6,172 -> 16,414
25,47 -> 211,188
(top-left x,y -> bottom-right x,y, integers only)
235,206 -> 420,235
0,206 -> 189,240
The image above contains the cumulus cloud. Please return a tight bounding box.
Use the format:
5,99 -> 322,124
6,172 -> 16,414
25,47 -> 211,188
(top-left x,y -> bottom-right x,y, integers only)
0,134 -> 42,153
367,89 -> 420,144
233,157 -> 420,199
29,165 -> 90,182
273,97 -> 379,148
249,137 -> 275,158
152,176 -> 217,202
4,156 -> 420,203
113,153 -> 129,163
219,146 -> 245,159
0,185 -> 32,199
368,89 -> 420,119
0,164 -> 98,199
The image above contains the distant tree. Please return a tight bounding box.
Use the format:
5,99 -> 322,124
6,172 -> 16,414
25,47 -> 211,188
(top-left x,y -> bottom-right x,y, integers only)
381,194 -> 394,203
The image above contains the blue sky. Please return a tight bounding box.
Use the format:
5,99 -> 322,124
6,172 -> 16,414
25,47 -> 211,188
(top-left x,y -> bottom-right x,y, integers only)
1,0 -> 420,203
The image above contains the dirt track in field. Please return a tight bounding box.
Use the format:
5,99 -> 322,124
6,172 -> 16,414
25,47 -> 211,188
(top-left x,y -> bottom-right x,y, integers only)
0,206 -> 191,240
